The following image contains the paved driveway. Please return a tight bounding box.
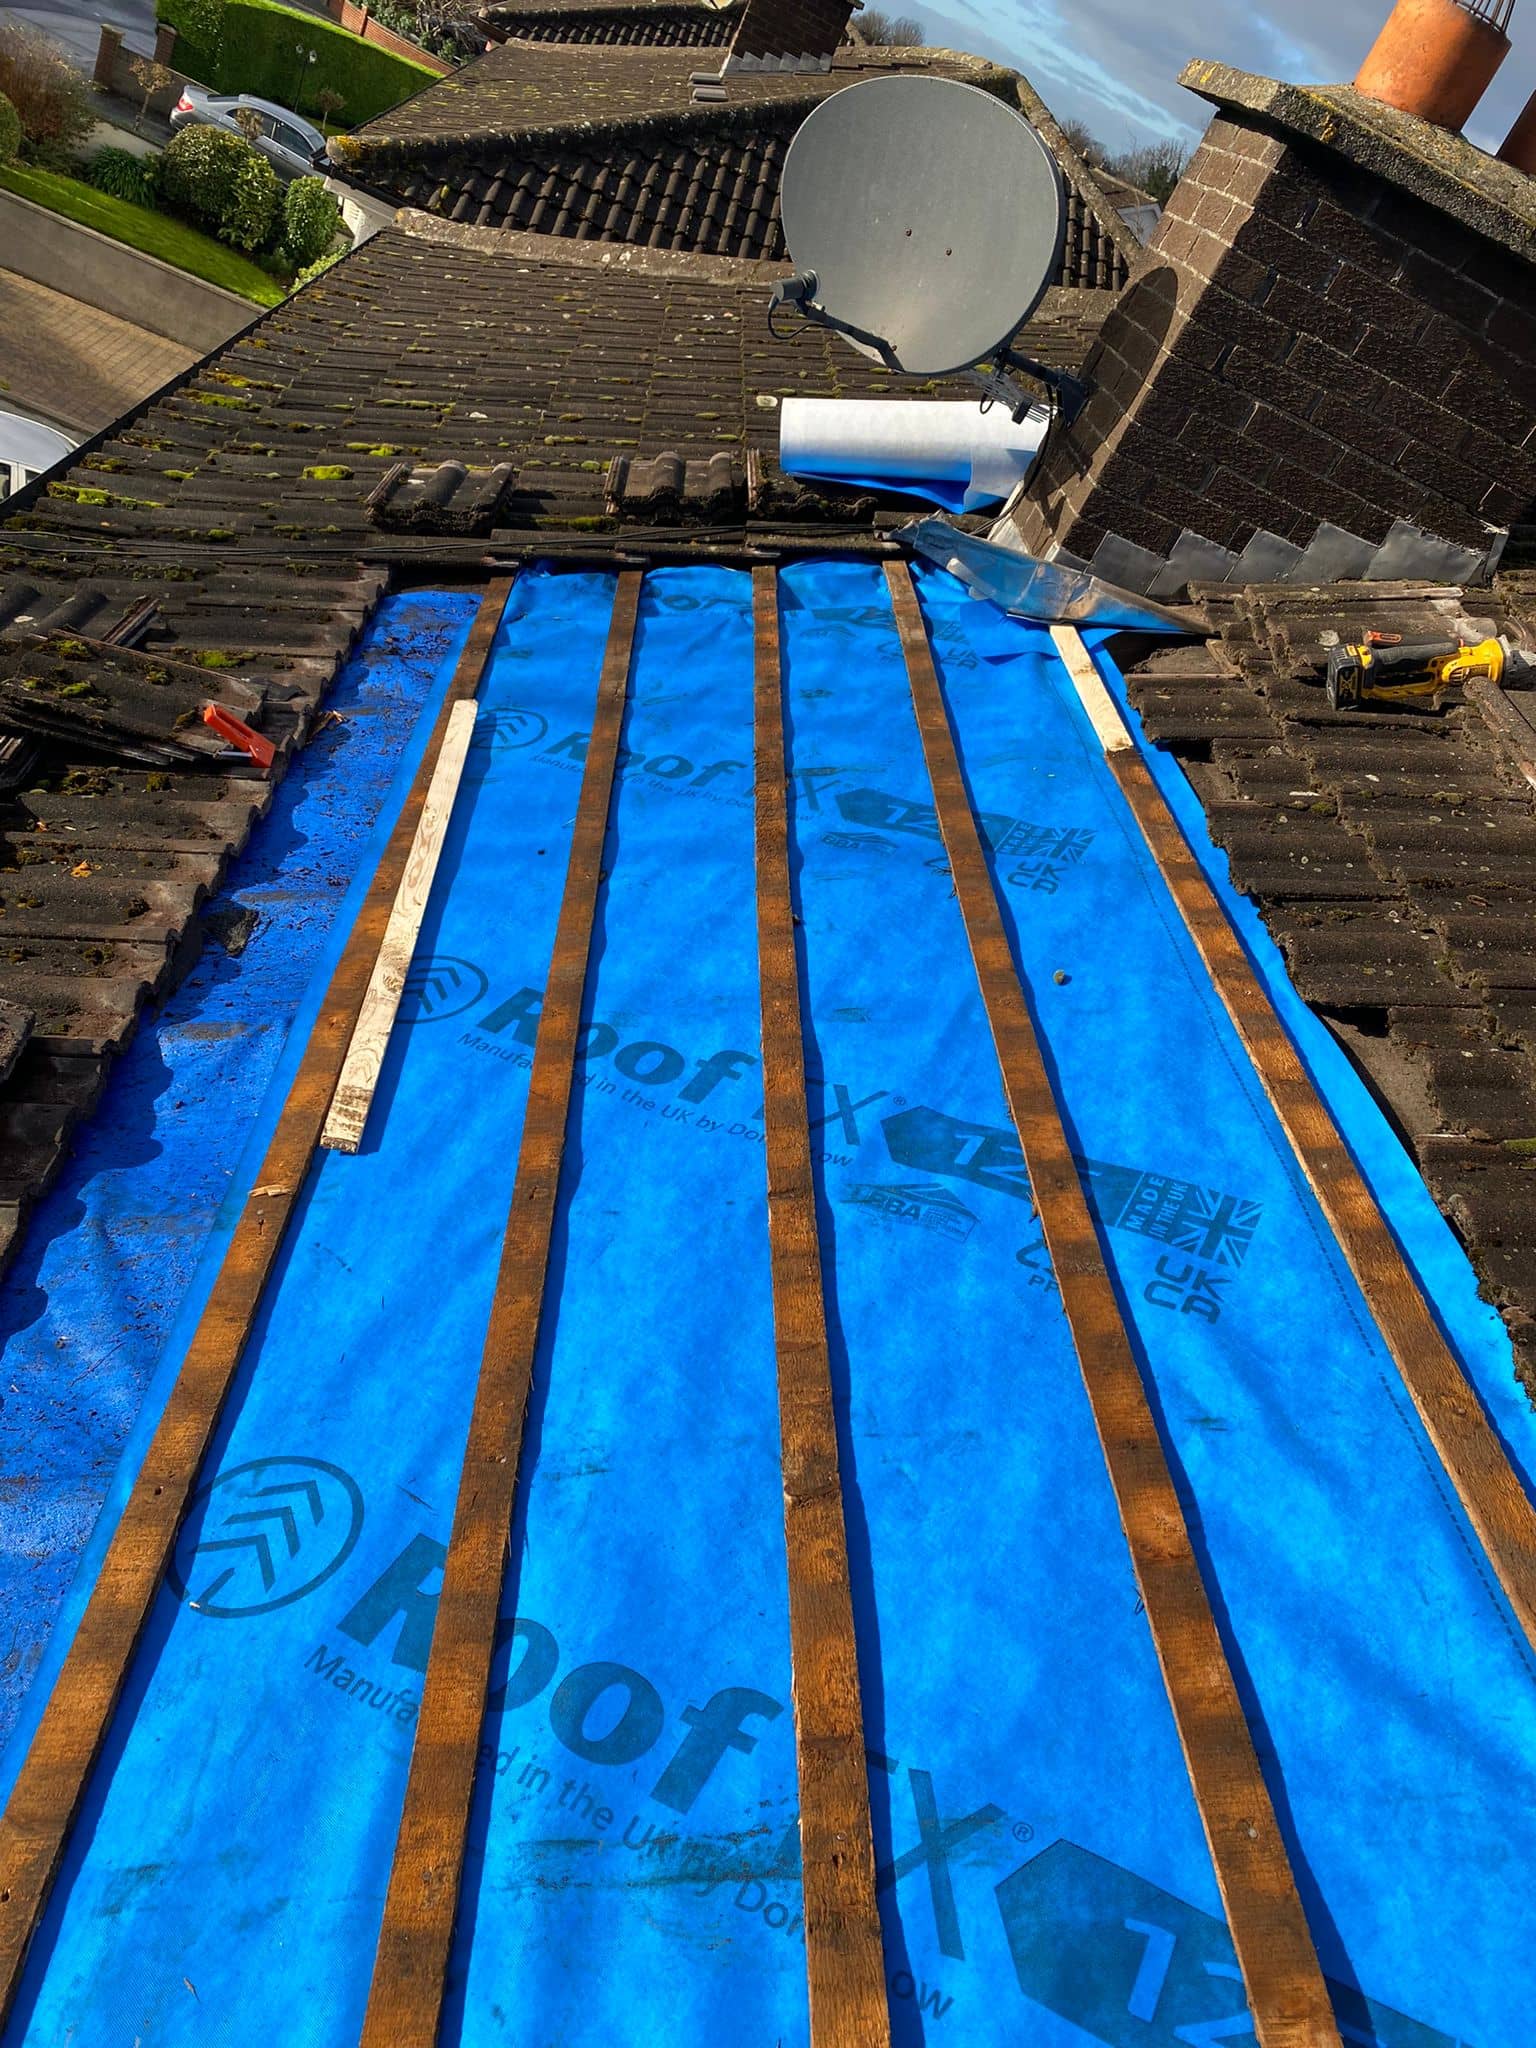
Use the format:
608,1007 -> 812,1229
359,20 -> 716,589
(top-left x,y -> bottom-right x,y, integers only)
0,0 -> 156,70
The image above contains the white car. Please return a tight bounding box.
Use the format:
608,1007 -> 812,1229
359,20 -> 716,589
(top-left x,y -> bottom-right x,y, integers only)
0,411 -> 76,501
169,90 -> 330,179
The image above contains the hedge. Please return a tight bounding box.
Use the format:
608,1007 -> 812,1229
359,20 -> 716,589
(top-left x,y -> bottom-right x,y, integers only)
157,0 -> 436,126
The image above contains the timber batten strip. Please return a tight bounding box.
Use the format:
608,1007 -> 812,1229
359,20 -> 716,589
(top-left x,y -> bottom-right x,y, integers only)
887,566 -> 1340,2048
1051,622 -> 1536,1661
751,566 -> 891,2048
358,570 -> 641,2048
322,697 -> 481,1154
0,576 -> 516,2028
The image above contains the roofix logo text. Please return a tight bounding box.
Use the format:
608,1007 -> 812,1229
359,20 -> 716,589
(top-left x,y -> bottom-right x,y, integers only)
177,1468 -> 1455,2046
459,983 -> 891,1150
536,725 -> 748,801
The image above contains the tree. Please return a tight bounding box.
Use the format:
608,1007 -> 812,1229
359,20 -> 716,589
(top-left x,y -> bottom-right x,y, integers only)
313,85 -> 345,133
159,123 -> 279,250
281,173 -> 341,266
857,10 -> 924,45
1060,118 -> 1104,167
127,54 -> 174,136
1105,137 -> 1190,205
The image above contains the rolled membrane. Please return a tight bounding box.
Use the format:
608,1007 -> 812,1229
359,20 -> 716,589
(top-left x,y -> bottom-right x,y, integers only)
778,396 -> 1046,512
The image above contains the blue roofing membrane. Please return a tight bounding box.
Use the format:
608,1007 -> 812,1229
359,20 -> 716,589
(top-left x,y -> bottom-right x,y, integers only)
1,564 -> 1531,2045
0,590 -> 477,1740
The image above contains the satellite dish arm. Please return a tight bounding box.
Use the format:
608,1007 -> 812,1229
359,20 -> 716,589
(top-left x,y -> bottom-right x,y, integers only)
978,347 -> 1090,427
768,272 -> 903,369
770,272 -> 1088,427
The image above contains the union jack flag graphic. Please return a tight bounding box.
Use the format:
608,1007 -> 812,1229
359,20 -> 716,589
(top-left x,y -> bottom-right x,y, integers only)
1163,1186 -> 1264,1268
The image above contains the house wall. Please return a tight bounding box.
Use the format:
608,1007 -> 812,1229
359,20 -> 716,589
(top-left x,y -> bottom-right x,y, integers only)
324,0 -> 451,74
93,24 -> 192,116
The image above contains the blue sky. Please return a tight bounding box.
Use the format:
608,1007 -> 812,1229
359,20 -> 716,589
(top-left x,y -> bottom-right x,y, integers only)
901,0 -> 1535,158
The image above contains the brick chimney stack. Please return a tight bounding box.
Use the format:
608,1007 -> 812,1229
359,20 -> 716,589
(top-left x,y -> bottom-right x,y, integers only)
1006,62 -> 1536,591
722,0 -> 856,74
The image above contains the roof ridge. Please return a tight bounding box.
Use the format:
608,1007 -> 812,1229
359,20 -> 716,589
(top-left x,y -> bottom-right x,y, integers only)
338,40 -> 1007,161
1008,69 -> 1143,274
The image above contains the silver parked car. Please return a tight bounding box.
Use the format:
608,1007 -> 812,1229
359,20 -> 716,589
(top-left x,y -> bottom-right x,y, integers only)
169,90 -> 330,179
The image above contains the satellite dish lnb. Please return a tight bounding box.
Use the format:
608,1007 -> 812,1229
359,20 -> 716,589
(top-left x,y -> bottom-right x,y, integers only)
773,76 -> 1086,424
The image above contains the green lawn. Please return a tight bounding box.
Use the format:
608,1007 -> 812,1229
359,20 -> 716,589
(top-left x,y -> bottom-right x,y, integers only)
0,163 -> 286,306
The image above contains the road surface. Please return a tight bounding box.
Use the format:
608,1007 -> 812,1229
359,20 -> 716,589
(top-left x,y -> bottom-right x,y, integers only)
0,0 -> 154,70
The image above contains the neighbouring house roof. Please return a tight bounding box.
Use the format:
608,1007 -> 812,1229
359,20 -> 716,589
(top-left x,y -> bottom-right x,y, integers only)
345,44 -> 1137,283
1089,167 -> 1157,213
382,107 -> 1131,279
386,119 -> 799,257
484,0 -> 741,45
343,40 -> 989,154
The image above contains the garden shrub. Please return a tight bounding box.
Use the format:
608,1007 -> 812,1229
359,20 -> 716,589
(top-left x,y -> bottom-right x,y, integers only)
224,133 -> 279,247
367,0 -> 474,61
280,174 -> 339,269
158,123 -> 278,250
86,145 -> 159,208
294,246 -> 345,287
0,25 -> 94,159
0,92 -> 19,164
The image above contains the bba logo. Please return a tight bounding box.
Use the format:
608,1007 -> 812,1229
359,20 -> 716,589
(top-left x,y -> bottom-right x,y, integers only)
844,1180 -> 977,1243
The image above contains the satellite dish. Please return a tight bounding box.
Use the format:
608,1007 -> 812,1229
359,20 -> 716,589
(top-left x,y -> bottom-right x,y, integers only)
773,76 -> 1083,421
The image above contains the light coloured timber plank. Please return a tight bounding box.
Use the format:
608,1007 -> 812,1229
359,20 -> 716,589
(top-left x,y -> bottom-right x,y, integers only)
322,697 -> 480,1153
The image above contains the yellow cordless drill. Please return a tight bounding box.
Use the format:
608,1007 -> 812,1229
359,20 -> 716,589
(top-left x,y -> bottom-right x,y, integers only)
1325,631 -> 1529,711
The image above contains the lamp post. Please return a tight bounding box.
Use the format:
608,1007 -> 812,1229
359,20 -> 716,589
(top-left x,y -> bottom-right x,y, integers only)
292,42 -> 318,111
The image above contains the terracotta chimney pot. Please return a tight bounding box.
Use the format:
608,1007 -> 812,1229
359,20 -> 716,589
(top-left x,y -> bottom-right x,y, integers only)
1354,0 -> 1509,129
